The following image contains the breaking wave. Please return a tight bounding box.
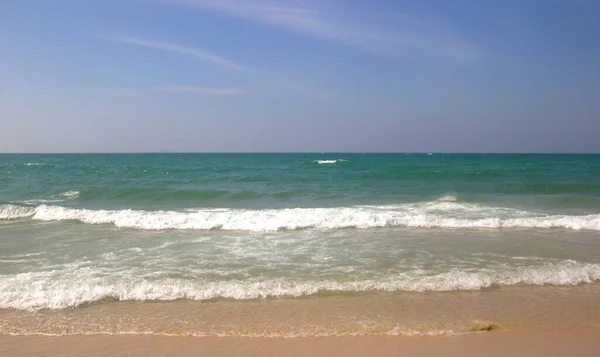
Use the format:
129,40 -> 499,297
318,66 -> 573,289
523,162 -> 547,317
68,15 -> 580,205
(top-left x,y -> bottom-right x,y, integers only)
0,201 -> 599,231
314,159 -> 349,164
0,204 -> 35,219
1,260 -> 599,309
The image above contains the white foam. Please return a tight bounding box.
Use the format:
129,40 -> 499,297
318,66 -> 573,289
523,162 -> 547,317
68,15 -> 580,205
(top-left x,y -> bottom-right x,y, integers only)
10,203 -> 598,231
0,204 -> 35,219
437,195 -> 457,202
1,327 -> 474,338
20,190 -> 81,205
21,199 -> 62,205
58,190 -> 79,199
315,160 -> 337,164
1,260 -> 599,310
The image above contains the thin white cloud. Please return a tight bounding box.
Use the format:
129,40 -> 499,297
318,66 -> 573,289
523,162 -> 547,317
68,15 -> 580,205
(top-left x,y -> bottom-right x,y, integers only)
155,86 -> 249,95
160,0 -> 481,61
104,35 -> 323,98
111,37 -> 242,69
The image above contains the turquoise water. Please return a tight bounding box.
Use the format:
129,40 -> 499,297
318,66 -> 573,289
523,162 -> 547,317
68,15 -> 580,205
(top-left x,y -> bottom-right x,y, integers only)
1,154 -> 600,312
2,153 -> 600,211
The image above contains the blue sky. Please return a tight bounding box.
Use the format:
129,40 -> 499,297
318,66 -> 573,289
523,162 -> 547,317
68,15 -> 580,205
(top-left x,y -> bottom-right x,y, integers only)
1,0 -> 599,152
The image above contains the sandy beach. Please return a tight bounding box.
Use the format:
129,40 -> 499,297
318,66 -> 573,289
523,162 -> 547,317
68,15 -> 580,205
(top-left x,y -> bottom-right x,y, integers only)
2,332 -> 600,357
3,0 -> 600,352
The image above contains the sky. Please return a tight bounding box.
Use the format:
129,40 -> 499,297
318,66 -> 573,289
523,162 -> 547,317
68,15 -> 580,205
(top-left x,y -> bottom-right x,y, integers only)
1,0 -> 599,153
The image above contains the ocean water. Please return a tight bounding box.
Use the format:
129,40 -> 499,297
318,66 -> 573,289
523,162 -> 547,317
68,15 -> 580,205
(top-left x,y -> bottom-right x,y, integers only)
1,153 -> 600,336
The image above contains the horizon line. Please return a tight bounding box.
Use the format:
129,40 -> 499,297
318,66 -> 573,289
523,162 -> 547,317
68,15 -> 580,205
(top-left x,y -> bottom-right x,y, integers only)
1,152 -> 599,155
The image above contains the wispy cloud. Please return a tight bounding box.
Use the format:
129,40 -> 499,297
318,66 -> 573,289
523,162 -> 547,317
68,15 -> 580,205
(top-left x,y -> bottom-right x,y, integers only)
155,86 -> 249,95
160,0 -> 481,61
105,35 -> 323,99
110,37 -> 242,69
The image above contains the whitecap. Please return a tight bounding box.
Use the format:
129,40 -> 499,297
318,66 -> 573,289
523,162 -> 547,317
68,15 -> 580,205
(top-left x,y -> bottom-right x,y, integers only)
1,260 -> 599,310
11,202 -> 597,232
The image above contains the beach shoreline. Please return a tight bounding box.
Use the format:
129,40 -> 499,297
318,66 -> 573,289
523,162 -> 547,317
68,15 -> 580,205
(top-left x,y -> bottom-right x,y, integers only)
3,283 -> 600,337
3,154 -> 600,355
2,332 -> 600,357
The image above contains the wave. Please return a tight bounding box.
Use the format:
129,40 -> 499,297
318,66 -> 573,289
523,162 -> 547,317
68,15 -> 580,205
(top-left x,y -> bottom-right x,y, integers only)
1,201 -> 599,231
79,186 -> 263,202
20,190 -> 80,205
0,204 -> 35,219
437,194 -> 457,202
314,159 -> 349,164
58,190 -> 79,199
1,260 -> 599,309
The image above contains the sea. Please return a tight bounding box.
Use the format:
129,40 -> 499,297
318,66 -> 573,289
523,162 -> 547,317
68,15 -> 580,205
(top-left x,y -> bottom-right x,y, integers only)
1,153 -> 600,336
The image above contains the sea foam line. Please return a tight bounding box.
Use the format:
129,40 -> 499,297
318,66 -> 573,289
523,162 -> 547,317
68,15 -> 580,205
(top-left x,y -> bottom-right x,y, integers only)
0,325 -> 490,338
1,260 -> 599,309
0,202 -> 599,231
0,326 -> 484,338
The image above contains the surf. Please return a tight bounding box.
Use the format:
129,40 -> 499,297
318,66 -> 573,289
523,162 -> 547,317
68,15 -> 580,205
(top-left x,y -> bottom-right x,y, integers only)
1,259 -> 599,310
1,200 -> 599,231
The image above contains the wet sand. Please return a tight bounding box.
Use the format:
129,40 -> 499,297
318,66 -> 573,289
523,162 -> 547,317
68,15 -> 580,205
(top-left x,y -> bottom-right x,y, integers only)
3,284 -> 600,337
2,332 -> 600,357
3,284 -> 600,356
